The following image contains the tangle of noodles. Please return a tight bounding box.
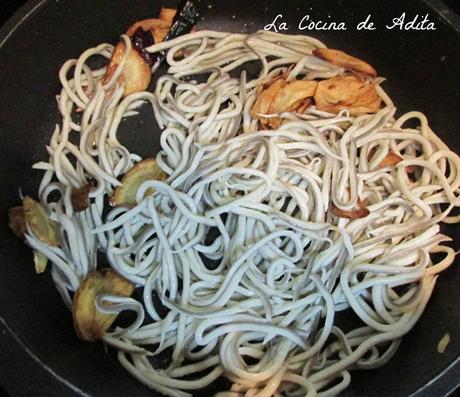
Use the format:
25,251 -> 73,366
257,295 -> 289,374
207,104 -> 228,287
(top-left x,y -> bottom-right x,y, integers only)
25,30 -> 460,397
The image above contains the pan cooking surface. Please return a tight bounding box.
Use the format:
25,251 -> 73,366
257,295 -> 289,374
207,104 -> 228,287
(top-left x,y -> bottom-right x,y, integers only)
0,0 -> 459,396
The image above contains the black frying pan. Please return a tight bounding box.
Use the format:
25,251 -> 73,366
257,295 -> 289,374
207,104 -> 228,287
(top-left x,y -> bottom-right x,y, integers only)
0,0 -> 459,396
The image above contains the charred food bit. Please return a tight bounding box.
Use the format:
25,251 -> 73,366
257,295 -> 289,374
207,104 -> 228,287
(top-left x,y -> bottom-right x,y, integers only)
313,48 -> 377,78
314,76 -> 381,115
130,26 -> 157,66
111,158 -> 167,207
126,17 -> 173,44
72,269 -> 135,342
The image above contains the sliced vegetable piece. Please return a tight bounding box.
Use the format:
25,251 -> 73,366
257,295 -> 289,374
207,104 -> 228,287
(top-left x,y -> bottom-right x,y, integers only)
33,251 -> 48,274
251,77 -> 285,128
313,48 -> 377,78
159,7 -> 177,24
72,269 -> 135,342
437,333 -> 451,354
368,148 -> 404,168
104,9 -> 176,97
111,158 -> 167,207
10,205 -> 50,273
71,183 -> 93,212
251,75 -> 317,128
267,80 -> 317,128
104,41 -> 153,97
23,196 -> 59,246
8,206 -> 26,238
331,197 -> 370,219
378,150 -> 403,168
315,76 -> 381,115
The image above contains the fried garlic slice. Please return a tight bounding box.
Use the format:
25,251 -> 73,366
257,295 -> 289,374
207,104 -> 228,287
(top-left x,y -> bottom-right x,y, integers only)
104,9 -> 176,97
331,197 -> 370,219
73,269 -> 135,342
251,78 -> 285,128
252,76 -> 317,128
159,7 -> 177,24
71,183 -> 93,212
9,204 -> 51,274
111,158 -> 167,207
33,251 -> 48,274
268,80 -> 317,128
23,196 -> 59,246
379,150 -> 403,167
368,148 -> 404,168
313,48 -> 377,78
315,76 -> 381,115
8,206 -> 27,238
105,42 -> 153,97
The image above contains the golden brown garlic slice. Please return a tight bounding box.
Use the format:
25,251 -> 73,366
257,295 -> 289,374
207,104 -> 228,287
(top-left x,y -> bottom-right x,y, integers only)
331,197 -> 370,219
251,78 -> 285,128
378,150 -> 403,168
313,48 -> 377,78
23,196 -> 59,246
111,158 -> 167,207
8,206 -> 27,238
251,75 -> 317,129
72,269 -> 135,342
159,7 -> 177,24
9,203 -> 52,274
314,76 -> 381,115
368,148 -> 403,168
268,80 -> 317,128
71,183 -> 93,212
104,8 -> 176,97
104,41 -> 153,97
33,251 -> 48,274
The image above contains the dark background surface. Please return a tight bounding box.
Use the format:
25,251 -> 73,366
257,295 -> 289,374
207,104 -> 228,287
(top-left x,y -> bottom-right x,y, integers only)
1,0 -> 460,396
